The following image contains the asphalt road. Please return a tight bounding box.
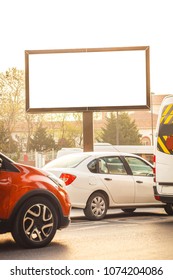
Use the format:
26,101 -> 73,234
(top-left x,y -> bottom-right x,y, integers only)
0,208 -> 173,260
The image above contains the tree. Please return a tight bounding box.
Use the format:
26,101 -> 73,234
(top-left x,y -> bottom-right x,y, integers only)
0,68 -> 25,153
29,124 -> 56,151
98,112 -> 141,145
0,68 -> 25,134
0,121 -> 18,153
53,113 -> 83,149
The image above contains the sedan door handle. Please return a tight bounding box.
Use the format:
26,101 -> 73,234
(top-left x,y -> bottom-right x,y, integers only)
136,180 -> 143,184
104,178 -> 112,181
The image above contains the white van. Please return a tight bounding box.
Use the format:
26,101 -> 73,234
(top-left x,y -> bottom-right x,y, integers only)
154,95 -> 173,214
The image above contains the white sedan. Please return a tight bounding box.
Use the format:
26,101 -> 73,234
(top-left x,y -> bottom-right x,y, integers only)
43,152 -> 169,220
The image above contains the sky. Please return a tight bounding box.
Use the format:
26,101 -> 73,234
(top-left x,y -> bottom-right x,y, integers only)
1,0 -> 173,95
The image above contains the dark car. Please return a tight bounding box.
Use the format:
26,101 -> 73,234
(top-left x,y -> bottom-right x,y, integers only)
0,153 -> 71,248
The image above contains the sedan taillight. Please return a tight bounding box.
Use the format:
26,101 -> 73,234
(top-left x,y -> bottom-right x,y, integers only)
60,173 -> 76,186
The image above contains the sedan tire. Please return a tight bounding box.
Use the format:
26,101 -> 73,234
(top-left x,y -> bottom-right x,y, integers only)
83,192 -> 108,220
121,208 -> 136,214
164,203 -> 173,215
11,196 -> 58,248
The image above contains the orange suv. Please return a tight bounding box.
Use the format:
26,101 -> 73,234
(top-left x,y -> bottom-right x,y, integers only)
0,153 -> 71,248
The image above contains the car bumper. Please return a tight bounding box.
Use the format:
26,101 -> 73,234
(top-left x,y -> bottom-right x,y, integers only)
153,185 -> 173,204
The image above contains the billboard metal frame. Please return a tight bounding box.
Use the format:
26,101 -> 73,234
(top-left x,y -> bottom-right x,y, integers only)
25,46 -> 150,113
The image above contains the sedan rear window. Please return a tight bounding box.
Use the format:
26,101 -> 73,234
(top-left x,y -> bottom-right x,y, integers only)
44,153 -> 90,168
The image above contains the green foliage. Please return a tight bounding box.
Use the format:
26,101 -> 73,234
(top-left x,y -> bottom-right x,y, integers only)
0,121 -> 18,153
29,124 -> 56,152
0,68 -> 25,153
0,68 -> 25,128
57,138 -> 73,150
99,112 -> 141,145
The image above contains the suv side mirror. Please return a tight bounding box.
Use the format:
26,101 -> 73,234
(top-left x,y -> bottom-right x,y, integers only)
0,158 -> 3,168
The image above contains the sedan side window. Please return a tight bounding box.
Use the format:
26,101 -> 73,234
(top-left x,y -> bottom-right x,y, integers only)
98,159 -> 109,174
125,156 -> 153,176
99,157 -> 127,175
88,157 -> 128,175
88,159 -> 98,173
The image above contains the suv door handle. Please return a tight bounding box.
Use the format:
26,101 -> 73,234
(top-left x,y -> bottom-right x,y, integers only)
136,180 -> 143,184
104,178 -> 112,181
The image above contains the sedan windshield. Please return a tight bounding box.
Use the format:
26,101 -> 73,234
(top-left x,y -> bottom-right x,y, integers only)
44,153 -> 90,168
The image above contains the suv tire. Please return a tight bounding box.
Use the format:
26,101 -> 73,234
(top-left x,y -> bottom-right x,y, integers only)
12,196 -> 58,248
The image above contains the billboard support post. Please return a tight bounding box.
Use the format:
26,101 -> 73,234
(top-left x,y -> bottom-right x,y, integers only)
83,111 -> 94,152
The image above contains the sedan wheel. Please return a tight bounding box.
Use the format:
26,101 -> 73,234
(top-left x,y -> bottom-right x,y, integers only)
83,192 -> 108,220
121,208 -> 136,214
164,204 -> 173,215
12,196 -> 58,248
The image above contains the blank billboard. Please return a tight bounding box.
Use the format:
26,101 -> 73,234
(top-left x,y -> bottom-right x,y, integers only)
25,46 -> 150,112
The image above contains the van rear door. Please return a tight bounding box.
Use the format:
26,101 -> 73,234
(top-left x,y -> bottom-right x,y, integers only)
155,96 -> 173,185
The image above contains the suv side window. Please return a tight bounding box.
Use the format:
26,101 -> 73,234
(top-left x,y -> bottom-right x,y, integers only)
0,156 -> 19,173
125,156 -> 153,176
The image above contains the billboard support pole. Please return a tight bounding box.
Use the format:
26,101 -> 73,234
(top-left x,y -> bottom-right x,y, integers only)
83,111 -> 94,152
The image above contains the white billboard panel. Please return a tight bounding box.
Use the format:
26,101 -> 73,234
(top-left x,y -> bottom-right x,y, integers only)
25,46 -> 150,112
